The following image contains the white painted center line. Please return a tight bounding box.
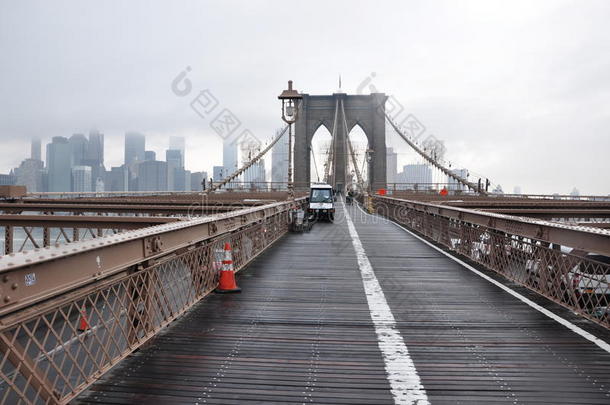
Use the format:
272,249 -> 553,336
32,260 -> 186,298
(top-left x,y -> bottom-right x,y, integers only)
342,200 -> 429,405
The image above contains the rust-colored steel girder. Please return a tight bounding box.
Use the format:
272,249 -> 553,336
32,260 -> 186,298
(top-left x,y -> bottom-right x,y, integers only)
479,208 -> 610,219
0,203 -> 239,215
373,195 -> 610,332
374,196 -> 610,257
0,197 -> 304,404
19,191 -> 297,204
0,199 -> 305,318
576,221 -> 610,229
437,200 -> 610,209
0,214 -> 180,229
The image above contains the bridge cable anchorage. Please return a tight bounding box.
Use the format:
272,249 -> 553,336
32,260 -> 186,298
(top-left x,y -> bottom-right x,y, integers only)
323,99 -> 340,184
384,112 -> 488,195
206,125 -> 289,194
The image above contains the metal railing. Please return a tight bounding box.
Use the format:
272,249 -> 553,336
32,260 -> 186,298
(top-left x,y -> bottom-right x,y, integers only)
373,196 -> 610,329
0,199 -> 303,404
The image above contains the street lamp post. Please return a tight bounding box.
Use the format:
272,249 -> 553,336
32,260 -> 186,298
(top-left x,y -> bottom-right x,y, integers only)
278,80 -> 302,200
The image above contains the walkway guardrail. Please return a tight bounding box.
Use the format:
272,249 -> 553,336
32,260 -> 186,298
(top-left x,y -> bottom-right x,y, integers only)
373,196 -> 610,330
0,198 -> 304,404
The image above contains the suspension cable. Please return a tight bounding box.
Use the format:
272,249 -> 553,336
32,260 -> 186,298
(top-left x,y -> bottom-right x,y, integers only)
384,112 -> 487,195
206,125 -> 289,194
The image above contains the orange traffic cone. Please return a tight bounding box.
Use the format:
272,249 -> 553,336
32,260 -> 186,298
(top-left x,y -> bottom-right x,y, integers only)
215,242 -> 241,293
77,304 -> 90,332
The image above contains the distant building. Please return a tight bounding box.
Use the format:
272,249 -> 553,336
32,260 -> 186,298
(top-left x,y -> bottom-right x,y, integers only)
169,136 -> 185,168
243,159 -> 266,189
513,186 -> 522,195
16,159 -> 44,192
95,178 -> 105,192
31,138 -> 41,161
46,136 -> 71,192
448,168 -> 469,191
108,166 -> 128,192
190,171 -> 208,191
570,187 -> 580,197
213,166 -> 225,182
271,128 -> 288,185
397,164 -> 432,189
166,149 -> 183,191
124,132 -> 146,166
144,150 -> 156,161
183,170 -> 191,192
386,147 -> 398,185
223,139 -> 238,187
72,166 -> 92,192
0,172 -> 17,186
69,134 -> 88,166
136,160 -> 168,191
86,129 -> 104,166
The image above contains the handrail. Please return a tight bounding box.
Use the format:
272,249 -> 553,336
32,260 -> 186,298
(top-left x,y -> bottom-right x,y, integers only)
374,196 -> 610,256
0,198 -> 305,318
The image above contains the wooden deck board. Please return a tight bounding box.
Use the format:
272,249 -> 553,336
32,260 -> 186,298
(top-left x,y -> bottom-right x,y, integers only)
77,202 -> 610,404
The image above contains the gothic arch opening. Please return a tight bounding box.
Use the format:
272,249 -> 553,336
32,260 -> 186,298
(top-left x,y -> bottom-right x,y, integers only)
346,124 -> 369,190
309,124 -> 332,183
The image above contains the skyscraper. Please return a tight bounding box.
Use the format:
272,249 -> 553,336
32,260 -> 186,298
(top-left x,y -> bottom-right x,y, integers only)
136,160 -> 168,191
46,136 -> 71,192
124,132 -> 146,165
108,166 -> 129,192
144,150 -> 156,161
271,128 -> 288,185
190,171 -> 208,191
86,129 -> 104,166
169,136 -> 185,168
223,139 -> 238,176
69,134 -> 88,166
166,149 -> 183,191
31,138 -> 41,161
16,159 -> 44,193
213,166 -> 225,182
72,166 -> 92,192
82,130 -> 105,191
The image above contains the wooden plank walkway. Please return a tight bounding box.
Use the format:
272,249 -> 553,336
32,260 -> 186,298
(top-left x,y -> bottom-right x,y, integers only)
77,201 -> 610,404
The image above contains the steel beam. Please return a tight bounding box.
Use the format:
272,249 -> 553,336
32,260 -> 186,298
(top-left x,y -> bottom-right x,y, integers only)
374,196 -> 610,256
0,214 -> 180,229
0,199 -> 303,317
0,203 -> 238,215
479,208 -> 610,219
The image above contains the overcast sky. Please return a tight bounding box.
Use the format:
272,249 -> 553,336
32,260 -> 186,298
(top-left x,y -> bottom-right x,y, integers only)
1,0 -> 609,194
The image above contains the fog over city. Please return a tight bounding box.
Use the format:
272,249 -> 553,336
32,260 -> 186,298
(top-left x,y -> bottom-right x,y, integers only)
1,0 -> 609,194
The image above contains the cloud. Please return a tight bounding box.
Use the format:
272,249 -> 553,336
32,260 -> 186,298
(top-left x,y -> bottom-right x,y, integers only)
0,0 -> 608,194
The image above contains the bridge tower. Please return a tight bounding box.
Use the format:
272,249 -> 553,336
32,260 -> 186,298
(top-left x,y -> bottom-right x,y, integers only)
294,92 -> 388,193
